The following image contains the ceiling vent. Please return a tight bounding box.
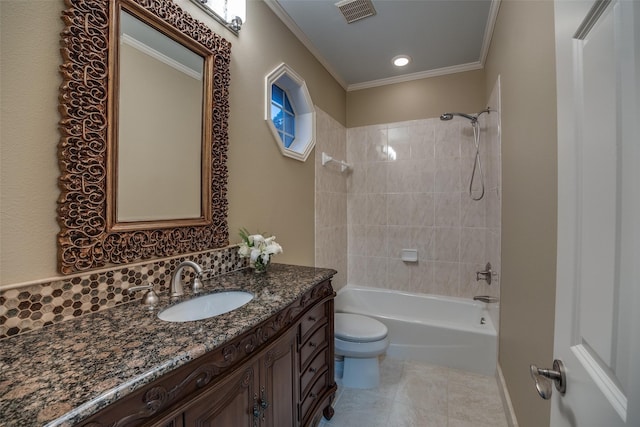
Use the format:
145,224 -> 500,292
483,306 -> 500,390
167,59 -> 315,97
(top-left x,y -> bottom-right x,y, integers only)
335,0 -> 377,24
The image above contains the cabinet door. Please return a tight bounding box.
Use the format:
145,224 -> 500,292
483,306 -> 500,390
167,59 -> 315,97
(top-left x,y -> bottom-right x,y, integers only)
260,328 -> 298,427
183,364 -> 259,427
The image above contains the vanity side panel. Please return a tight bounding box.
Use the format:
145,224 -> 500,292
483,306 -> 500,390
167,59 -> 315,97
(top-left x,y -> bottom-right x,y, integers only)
300,296 -> 337,426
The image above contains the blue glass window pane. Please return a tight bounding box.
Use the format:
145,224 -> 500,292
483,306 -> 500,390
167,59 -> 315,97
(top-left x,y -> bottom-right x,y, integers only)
271,84 -> 297,149
271,105 -> 281,122
285,112 -> 295,135
272,108 -> 283,131
284,94 -> 293,113
271,85 -> 283,105
284,134 -> 295,148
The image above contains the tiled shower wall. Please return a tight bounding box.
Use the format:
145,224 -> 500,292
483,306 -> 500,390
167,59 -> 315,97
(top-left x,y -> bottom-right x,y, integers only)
315,108 -> 348,291
345,107 -> 501,299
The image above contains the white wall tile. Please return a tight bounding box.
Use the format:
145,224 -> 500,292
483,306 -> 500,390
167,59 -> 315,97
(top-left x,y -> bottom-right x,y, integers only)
435,192 -> 461,227
434,227 -> 460,262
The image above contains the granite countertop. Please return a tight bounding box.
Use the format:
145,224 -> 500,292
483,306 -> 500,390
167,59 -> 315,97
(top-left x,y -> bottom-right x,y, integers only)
0,264 -> 336,427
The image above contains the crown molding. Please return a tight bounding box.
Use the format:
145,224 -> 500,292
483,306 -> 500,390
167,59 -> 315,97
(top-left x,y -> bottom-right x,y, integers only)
479,0 -> 501,67
265,0 -> 501,93
347,62 -> 484,91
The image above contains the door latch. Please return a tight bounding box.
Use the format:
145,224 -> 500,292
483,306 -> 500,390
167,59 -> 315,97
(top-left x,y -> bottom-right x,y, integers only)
530,359 -> 566,399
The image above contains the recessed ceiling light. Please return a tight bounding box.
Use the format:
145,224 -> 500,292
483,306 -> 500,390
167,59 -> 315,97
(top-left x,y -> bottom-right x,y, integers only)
392,55 -> 411,67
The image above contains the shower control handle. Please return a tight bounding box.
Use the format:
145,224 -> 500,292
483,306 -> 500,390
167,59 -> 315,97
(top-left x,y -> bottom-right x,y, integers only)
476,262 -> 495,285
530,359 -> 566,399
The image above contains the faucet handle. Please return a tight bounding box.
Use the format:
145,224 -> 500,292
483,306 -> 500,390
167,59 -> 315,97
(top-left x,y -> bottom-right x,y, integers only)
476,262 -> 496,285
126,285 -> 159,310
126,285 -> 152,293
192,268 -> 214,294
192,275 -> 204,294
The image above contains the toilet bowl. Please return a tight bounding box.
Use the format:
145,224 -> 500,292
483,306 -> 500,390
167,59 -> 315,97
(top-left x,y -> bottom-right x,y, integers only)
334,312 -> 389,389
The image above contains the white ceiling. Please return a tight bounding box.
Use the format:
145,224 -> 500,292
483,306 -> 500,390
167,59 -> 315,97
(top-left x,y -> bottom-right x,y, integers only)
265,0 -> 500,91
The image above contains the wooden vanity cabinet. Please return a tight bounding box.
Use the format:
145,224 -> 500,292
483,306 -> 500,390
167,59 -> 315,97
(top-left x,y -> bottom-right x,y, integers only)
183,326 -> 298,426
79,280 -> 336,427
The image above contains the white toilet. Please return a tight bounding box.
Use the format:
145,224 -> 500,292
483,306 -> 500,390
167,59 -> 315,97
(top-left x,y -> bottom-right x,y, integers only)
334,312 -> 389,389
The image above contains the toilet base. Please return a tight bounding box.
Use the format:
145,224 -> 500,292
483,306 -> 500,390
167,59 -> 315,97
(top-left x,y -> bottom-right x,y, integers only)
341,356 -> 381,389
334,356 -> 344,379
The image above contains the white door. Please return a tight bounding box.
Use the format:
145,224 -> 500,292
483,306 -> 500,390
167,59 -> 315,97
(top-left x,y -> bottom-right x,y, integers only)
550,0 -> 640,426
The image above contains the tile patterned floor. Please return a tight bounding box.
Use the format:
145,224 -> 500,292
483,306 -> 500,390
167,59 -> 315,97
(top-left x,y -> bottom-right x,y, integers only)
320,357 -> 508,427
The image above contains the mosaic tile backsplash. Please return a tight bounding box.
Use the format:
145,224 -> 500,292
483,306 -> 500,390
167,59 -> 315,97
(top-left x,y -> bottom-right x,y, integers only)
0,246 -> 246,339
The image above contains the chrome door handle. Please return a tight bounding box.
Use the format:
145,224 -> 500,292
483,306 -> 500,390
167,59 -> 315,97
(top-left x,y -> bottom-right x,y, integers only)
530,359 -> 566,399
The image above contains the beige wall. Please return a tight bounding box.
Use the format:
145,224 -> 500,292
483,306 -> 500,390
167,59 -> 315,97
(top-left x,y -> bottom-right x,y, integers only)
346,69 -> 486,127
484,1 -> 558,426
218,0 -> 345,268
0,1 -> 62,286
0,0 -> 346,286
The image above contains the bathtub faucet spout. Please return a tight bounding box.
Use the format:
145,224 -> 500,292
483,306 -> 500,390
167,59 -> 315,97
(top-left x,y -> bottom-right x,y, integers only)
473,295 -> 499,304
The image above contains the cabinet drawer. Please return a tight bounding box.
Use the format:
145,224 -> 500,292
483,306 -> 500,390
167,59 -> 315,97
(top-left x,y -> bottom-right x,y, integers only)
300,324 -> 328,368
300,349 -> 329,399
300,303 -> 327,341
300,371 -> 329,423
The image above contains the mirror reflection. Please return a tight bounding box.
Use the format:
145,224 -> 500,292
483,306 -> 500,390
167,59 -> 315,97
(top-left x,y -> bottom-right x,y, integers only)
116,11 -> 205,222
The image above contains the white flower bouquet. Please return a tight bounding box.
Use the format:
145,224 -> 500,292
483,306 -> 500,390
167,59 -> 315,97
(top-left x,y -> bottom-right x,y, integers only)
238,228 -> 283,273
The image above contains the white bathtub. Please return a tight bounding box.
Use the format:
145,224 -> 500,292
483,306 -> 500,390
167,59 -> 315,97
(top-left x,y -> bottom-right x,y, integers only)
335,286 -> 498,376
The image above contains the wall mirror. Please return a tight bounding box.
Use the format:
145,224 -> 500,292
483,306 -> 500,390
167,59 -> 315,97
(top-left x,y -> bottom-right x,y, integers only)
58,0 -> 231,274
115,10 -> 206,226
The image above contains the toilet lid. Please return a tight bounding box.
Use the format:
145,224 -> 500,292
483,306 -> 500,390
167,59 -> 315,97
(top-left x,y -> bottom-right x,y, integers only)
334,313 -> 388,342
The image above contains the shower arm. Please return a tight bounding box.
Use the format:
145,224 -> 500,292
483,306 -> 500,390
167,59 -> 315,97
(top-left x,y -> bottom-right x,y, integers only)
440,108 -> 491,123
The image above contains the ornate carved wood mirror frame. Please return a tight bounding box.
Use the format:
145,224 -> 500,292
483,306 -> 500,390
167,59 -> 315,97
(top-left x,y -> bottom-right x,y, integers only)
58,0 -> 231,274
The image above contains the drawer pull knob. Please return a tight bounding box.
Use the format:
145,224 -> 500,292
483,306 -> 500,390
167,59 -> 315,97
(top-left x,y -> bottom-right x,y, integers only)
308,316 -> 317,321
309,367 -> 317,373
309,341 -> 317,348
260,386 -> 269,410
310,392 -> 317,399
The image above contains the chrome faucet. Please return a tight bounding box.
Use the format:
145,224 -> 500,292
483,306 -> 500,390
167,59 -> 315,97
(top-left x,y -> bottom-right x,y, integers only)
171,261 -> 205,297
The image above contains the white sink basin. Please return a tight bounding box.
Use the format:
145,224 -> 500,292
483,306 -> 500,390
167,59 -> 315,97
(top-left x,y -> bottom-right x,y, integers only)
158,291 -> 254,322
